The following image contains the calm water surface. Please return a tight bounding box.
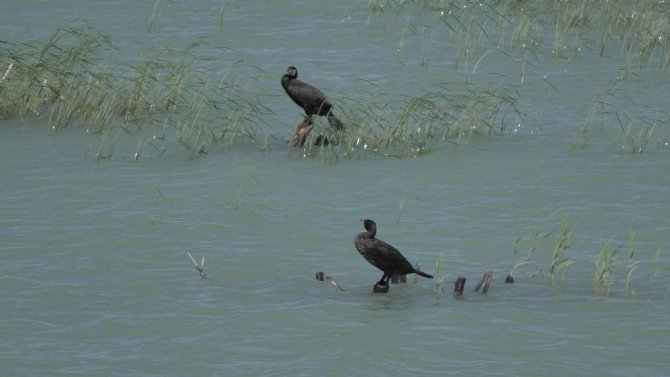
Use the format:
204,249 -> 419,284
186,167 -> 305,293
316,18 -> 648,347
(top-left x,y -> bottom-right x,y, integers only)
1,1 -> 669,376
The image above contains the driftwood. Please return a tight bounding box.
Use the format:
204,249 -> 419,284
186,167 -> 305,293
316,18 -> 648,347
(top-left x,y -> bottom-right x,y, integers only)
187,252 -> 206,279
292,120 -> 331,148
474,270 -> 493,293
292,120 -> 314,147
453,275 -> 466,296
315,271 -> 344,292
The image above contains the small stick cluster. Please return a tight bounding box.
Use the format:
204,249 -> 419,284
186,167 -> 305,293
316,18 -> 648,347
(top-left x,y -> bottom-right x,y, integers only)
315,271 -> 345,292
187,252 -> 207,279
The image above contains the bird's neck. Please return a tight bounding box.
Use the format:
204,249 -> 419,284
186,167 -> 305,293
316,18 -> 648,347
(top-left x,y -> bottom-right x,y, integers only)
280,75 -> 291,94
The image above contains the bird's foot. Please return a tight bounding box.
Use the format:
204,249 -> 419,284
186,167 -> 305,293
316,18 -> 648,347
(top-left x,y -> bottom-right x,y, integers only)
373,282 -> 389,293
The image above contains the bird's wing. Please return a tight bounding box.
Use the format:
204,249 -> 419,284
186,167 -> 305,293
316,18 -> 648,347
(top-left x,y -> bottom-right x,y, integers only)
288,80 -> 330,110
370,239 -> 410,270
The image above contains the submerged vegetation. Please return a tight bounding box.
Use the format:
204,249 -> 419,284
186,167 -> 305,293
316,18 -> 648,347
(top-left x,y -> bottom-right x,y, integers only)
1,0 -> 669,160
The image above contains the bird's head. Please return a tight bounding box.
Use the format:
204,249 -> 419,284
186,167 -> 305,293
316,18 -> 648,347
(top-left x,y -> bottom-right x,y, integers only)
361,219 -> 377,237
285,66 -> 298,78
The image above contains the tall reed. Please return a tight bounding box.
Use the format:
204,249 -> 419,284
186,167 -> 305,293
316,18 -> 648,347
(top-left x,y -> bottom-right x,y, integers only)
593,238 -> 620,297
625,226 -> 640,296
432,256 -> 448,304
549,217 -> 574,283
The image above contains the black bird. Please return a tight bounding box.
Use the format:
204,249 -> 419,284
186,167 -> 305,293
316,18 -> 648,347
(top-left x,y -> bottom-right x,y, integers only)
354,219 -> 433,289
281,66 -> 344,130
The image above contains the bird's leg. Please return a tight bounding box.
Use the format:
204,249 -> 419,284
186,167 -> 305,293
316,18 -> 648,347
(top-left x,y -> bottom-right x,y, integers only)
373,273 -> 390,293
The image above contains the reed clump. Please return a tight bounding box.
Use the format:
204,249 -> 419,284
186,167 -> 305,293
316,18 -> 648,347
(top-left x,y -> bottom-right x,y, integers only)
1,25 -> 266,160
292,83 -> 521,162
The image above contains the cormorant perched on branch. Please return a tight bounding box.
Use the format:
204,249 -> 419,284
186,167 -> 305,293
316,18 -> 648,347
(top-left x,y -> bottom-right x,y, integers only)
281,66 -> 344,130
354,219 -> 433,291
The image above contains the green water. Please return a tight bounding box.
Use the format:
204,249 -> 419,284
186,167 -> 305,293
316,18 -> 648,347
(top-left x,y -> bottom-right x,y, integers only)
2,1 -> 669,376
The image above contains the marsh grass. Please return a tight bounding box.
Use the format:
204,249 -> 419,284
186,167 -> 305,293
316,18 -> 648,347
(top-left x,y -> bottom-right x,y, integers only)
509,225 -> 554,280
509,219 -> 667,299
1,25 -> 266,160
368,0 -> 670,71
292,82 -> 522,162
3,2 -> 669,160
368,0 -> 670,155
577,79 -> 670,153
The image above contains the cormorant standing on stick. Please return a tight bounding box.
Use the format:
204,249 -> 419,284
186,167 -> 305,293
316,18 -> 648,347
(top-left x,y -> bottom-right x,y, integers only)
354,219 -> 433,291
281,66 -> 344,130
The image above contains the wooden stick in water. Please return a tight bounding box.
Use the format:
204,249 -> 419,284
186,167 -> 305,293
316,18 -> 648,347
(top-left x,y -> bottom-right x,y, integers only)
474,270 -> 493,293
187,252 -> 207,279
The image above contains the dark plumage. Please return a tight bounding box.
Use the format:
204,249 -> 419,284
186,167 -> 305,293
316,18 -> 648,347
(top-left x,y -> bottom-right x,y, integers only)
281,66 -> 344,130
354,219 -> 433,288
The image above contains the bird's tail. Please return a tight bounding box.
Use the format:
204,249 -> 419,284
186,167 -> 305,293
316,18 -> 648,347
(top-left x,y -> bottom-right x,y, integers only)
415,270 -> 434,279
327,113 -> 344,130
